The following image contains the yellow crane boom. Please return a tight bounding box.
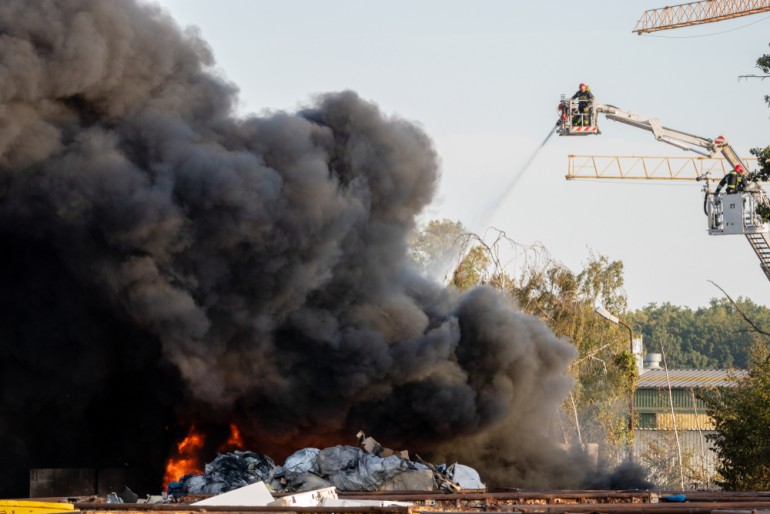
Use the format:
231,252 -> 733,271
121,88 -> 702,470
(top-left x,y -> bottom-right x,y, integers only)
633,0 -> 770,34
566,155 -> 757,181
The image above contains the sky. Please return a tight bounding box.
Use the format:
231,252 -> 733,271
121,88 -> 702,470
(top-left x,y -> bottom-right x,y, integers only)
150,0 -> 770,310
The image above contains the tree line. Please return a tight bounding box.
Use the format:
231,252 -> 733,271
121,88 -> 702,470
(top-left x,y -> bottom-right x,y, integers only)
627,299 -> 770,370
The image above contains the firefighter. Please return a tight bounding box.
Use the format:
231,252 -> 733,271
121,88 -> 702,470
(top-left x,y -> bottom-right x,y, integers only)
571,83 -> 594,126
714,164 -> 747,195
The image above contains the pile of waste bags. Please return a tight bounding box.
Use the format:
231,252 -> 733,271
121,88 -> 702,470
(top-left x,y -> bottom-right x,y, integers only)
277,446 -> 428,492
168,451 -> 275,496
167,442 -> 484,496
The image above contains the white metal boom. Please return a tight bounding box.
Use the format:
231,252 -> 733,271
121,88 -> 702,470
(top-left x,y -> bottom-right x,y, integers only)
594,104 -> 747,169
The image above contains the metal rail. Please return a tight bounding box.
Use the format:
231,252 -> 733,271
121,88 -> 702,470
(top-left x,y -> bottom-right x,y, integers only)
60,492 -> 770,514
633,0 -> 770,34
566,155 -> 757,181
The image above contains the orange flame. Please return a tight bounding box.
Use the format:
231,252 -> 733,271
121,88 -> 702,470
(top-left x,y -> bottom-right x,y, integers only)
163,426 -> 205,490
221,423 -> 244,450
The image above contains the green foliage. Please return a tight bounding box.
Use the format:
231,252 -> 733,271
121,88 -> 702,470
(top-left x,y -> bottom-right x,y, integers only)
456,234 -> 635,463
749,45 -> 770,181
758,46 -> 770,74
514,252 -> 637,466
750,144 -> 770,183
759,46 -> 770,108
755,196 -> 770,223
614,350 -> 638,393
452,245 -> 491,291
408,218 -> 467,279
627,298 -> 770,369
703,343 -> 770,490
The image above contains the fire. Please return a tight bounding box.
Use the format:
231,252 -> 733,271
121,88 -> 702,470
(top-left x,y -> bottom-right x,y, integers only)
163,426 -> 205,490
162,423 -> 246,490
221,423 -> 243,450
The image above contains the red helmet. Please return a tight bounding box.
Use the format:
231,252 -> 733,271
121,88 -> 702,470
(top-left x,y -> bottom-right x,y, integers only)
579,83 -> 586,88
735,164 -> 745,173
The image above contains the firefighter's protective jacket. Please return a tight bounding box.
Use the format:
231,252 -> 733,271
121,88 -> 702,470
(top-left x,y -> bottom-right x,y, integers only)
715,170 -> 746,195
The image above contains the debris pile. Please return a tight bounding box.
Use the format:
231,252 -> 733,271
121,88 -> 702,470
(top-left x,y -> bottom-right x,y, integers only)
167,435 -> 484,496
168,452 -> 275,496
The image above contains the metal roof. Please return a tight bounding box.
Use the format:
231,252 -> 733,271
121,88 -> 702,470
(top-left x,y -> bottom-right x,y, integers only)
637,369 -> 746,388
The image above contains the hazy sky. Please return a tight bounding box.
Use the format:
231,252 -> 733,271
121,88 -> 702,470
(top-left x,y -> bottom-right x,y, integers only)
150,0 -> 770,310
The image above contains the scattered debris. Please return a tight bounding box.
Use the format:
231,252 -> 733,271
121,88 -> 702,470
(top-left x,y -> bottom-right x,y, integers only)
378,470 -> 435,491
416,455 -> 460,492
320,497 -> 413,507
444,463 -> 485,490
357,431 -> 409,459
139,496 -> 165,504
167,434 -> 484,497
168,451 -> 274,496
281,448 -> 320,475
267,486 -> 337,507
111,487 -> 138,504
191,481 -> 274,507
279,471 -> 332,492
104,494 -> 122,504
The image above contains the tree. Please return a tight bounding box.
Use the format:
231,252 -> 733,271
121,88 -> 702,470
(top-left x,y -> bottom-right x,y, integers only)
627,298 -> 770,369
451,245 -> 492,291
410,223 -> 637,466
703,342 -> 770,490
748,44 -> 770,181
413,220 -> 648,467
407,218 -> 467,282
513,252 -> 636,466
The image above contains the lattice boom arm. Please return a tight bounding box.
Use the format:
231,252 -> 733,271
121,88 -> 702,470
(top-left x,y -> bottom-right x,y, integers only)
566,155 -> 758,181
633,0 -> 770,34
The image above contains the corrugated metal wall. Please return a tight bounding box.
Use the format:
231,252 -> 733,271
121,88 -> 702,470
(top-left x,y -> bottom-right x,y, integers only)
654,413 -> 714,430
632,383 -> 725,485
633,430 -> 720,483
634,387 -> 715,429
635,388 -> 710,412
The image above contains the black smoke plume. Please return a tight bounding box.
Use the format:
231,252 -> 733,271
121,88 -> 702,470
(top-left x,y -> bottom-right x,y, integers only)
0,0 -> 587,496
585,461 -> 654,490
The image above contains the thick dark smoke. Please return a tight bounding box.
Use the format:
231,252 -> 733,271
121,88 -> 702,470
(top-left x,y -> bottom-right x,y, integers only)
585,461 -> 654,490
0,0 -> 589,496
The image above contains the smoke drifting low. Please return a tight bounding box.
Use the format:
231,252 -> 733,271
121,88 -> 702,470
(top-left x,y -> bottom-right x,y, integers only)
0,0 -> 587,496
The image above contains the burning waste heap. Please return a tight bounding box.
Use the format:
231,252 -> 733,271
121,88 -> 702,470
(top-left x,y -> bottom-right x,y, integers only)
0,0 -> 641,498
166,435 -> 484,496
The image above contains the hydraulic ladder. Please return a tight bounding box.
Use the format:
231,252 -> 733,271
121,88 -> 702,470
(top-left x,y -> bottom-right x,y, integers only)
745,233 -> 770,282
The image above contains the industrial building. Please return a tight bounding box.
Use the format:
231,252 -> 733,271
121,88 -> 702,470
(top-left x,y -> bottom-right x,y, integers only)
632,354 -> 745,487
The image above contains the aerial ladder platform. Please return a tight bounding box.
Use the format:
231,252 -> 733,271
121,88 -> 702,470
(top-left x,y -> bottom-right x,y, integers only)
556,94 -> 770,282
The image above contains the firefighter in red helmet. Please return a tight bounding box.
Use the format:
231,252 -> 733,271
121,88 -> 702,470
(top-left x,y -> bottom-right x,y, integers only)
714,164 -> 747,195
571,83 -> 594,126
